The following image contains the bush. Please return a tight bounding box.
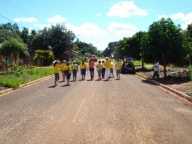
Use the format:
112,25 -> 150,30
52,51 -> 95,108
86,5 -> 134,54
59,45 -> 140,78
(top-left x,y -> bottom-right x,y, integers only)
33,50 -> 54,66
187,65 -> 192,80
0,67 -> 53,88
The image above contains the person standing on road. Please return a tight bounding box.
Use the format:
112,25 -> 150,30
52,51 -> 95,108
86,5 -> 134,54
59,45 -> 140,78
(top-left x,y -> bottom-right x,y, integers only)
153,60 -> 159,80
89,58 -> 95,80
60,60 -> 66,82
104,57 -> 111,81
96,60 -> 102,80
115,59 -> 121,80
80,61 -> 87,80
109,59 -> 114,78
71,61 -> 78,81
102,60 -> 105,79
53,60 -> 60,86
64,62 -> 72,86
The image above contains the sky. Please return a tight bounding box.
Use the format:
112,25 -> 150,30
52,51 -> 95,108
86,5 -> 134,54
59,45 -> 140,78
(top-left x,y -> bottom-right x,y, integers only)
0,0 -> 192,50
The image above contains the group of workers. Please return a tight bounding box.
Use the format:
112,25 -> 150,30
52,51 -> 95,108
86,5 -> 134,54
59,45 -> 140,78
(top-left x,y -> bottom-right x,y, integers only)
53,57 -> 122,86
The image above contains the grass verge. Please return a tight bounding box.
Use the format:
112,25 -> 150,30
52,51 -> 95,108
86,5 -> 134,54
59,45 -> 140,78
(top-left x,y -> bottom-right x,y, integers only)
0,67 -> 53,88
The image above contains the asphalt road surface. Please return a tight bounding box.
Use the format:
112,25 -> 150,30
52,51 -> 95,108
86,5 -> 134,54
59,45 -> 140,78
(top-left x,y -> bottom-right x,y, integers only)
1,70 -> 192,144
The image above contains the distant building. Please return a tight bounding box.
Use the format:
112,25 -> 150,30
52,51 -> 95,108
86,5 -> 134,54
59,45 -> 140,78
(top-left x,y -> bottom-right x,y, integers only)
59,50 -> 79,61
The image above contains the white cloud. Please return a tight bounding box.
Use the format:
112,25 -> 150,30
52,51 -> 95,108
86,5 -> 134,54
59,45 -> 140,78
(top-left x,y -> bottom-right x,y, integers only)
14,17 -> 38,22
170,12 -> 185,20
66,23 -> 108,37
96,13 -> 101,16
158,12 -> 192,29
47,15 -> 67,23
158,15 -> 167,19
34,24 -> 54,29
170,12 -> 192,29
108,22 -> 138,37
107,1 -> 147,18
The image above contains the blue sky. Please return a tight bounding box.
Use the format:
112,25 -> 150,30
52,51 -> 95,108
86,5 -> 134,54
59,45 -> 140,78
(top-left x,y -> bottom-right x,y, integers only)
0,0 -> 192,50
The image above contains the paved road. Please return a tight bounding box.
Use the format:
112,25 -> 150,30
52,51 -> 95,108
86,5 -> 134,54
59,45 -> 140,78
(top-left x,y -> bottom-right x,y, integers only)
0,70 -> 192,144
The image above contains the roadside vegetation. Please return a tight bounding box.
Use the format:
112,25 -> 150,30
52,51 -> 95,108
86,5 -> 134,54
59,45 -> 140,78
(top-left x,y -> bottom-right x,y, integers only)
0,64 -> 53,88
133,60 -> 152,67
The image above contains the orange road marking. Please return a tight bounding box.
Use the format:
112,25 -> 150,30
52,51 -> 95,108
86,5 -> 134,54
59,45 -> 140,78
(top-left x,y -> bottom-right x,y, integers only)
90,80 -> 94,86
72,97 -> 86,123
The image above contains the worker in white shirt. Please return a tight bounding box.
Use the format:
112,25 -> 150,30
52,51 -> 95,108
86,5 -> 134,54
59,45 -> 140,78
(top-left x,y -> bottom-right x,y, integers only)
152,60 -> 159,80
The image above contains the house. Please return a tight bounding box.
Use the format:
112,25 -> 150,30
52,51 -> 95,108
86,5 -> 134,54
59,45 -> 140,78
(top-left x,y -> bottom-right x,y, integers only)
59,50 -> 79,61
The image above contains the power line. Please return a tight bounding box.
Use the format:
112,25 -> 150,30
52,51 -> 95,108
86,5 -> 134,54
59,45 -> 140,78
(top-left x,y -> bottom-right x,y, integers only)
1,0 -> 35,17
0,14 -> 26,28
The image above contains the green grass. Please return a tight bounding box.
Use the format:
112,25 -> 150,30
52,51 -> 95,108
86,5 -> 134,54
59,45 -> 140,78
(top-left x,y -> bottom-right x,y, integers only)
0,67 -> 53,88
135,67 -> 153,73
133,60 -> 153,67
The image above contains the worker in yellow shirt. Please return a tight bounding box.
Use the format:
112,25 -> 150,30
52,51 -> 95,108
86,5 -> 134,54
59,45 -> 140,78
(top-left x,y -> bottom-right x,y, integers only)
80,61 -> 87,80
104,57 -> 111,81
53,60 -> 60,86
96,60 -> 102,80
115,59 -> 121,80
109,59 -> 114,78
102,61 -> 105,79
64,62 -> 72,86
60,60 -> 66,82
71,61 -> 78,81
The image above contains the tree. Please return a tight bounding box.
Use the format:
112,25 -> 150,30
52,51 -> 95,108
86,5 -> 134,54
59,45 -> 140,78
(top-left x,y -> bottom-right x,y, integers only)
145,18 -> 189,77
103,42 -> 117,58
0,22 -> 21,37
33,50 -> 54,66
74,41 -> 97,56
20,27 -> 29,44
0,39 -> 28,63
186,23 -> 192,38
31,24 -> 75,59
0,28 -> 22,43
140,33 -> 150,68
112,40 -> 125,59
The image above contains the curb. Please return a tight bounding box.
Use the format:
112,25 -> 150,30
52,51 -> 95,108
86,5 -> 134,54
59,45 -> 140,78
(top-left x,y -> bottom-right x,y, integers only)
136,73 -> 192,102
0,75 -> 53,96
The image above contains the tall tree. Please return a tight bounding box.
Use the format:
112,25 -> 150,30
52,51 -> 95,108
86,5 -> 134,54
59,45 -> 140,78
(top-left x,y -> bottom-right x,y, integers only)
0,28 -> 22,42
31,24 -> 75,59
113,40 -> 125,59
145,18 -> 189,77
0,39 -> 29,62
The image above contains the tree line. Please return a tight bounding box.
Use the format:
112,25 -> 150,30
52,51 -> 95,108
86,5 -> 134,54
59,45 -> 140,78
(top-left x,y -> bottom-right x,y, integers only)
103,18 -> 192,77
0,23 -> 101,66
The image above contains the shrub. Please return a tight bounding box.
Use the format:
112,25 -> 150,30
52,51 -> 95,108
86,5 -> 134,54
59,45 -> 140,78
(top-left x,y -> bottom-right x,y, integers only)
0,67 -> 53,88
187,65 -> 192,80
33,50 -> 54,66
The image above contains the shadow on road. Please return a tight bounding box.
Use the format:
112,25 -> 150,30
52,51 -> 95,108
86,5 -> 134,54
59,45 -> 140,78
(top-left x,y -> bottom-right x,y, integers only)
121,73 -> 135,75
141,79 -> 159,85
48,85 -> 57,88
61,84 -> 70,87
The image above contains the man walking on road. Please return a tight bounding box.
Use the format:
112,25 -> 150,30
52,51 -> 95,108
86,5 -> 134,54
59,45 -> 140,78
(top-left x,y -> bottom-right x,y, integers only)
102,60 -> 105,79
89,58 -> 95,80
60,60 -> 66,82
104,57 -> 111,81
153,60 -> 159,80
71,61 -> 78,81
115,59 -> 121,80
53,60 -> 60,86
